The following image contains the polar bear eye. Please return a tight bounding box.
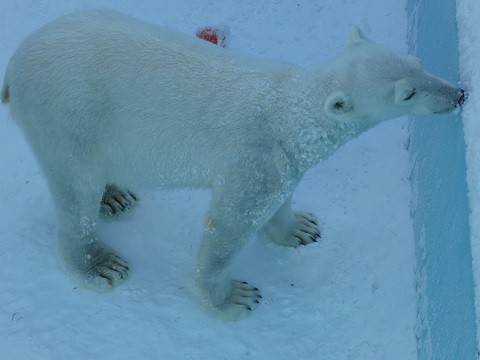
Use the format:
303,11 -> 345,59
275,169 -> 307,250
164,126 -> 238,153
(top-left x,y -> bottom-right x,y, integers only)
403,89 -> 416,101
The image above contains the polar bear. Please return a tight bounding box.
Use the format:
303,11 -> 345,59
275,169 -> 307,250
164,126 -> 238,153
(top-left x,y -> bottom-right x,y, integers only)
2,9 -> 465,320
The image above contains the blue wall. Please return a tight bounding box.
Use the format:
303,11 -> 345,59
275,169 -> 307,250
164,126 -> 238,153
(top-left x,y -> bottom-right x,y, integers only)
407,0 -> 478,359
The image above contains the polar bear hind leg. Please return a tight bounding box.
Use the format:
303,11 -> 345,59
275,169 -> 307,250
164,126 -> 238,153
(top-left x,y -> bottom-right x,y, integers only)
262,197 -> 321,247
100,184 -> 138,219
36,154 -> 130,290
53,176 -> 130,289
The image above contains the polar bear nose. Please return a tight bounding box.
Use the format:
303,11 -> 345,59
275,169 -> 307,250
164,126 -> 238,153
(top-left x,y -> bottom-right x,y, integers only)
456,89 -> 467,107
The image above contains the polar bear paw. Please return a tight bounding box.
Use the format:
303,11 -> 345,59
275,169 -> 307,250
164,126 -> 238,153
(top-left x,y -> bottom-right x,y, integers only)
214,280 -> 262,320
288,212 -> 321,247
61,240 -> 129,290
195,278 -> 262,320
84,249 -> 129,289
100,184 -> 137,219
229,280 -> 262,312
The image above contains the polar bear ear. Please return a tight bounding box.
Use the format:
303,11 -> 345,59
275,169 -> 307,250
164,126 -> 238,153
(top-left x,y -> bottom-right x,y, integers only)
324,91 -> 354,118
347,25 -> 369,47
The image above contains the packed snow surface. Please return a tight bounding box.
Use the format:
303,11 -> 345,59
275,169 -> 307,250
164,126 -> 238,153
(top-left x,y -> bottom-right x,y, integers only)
457,0 -> 480,349
0,1 -> 416,359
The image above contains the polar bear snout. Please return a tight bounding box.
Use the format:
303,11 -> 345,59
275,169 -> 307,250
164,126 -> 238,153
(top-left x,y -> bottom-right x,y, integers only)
436,86 -> 467,113
456,89 -> 467,108
422,80 -> 468,114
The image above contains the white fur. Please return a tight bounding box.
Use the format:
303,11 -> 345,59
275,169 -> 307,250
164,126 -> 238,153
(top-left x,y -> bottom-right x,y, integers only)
2,10 -> 464,320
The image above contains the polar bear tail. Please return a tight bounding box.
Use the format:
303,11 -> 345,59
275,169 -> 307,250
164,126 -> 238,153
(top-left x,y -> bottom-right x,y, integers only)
1,79 -> 9,104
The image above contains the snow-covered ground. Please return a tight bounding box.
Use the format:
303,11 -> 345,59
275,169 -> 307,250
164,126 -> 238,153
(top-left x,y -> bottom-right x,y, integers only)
0,1 -> 417,359
457,0 -> 480,349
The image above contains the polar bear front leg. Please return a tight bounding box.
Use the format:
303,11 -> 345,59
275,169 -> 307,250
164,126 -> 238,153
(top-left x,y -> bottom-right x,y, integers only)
192,186 -> 276,320
194,220 -> 262,320
262,197 -> 321,247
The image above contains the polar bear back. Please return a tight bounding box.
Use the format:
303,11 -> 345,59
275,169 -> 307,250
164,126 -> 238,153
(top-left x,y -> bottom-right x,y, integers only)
5,9 -> 292,188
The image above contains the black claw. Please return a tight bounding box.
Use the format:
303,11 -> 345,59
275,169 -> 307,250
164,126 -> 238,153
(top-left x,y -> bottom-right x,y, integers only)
257,294 -> 262,299
294,235 -> 304,245
120,194 -> 132,207
112,259 -> 129,271
254,299 -> 259,304
234,301 -> 253,311
105,202 -> 116,214
311,236 -> 317,242
253,287 -> 259,291
113,196 -> 126,210
98,272 -> 113,285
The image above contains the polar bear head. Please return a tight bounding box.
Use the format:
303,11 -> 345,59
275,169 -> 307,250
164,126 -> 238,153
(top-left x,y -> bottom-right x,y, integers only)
323,26 -> 465,124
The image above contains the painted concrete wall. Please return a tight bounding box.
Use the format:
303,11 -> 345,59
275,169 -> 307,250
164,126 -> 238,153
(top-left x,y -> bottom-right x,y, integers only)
407,0 -> 478,359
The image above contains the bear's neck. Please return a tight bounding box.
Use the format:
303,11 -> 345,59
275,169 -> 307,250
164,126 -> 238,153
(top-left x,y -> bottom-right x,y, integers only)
267,64 -> 373,173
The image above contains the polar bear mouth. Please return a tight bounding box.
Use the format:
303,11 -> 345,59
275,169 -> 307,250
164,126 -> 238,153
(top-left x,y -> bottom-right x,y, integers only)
433,106 -> 457,114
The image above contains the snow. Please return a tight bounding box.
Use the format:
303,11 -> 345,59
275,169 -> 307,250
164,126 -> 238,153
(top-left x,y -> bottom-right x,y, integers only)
0,1 -> 417,359
457,0 -> 480,349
